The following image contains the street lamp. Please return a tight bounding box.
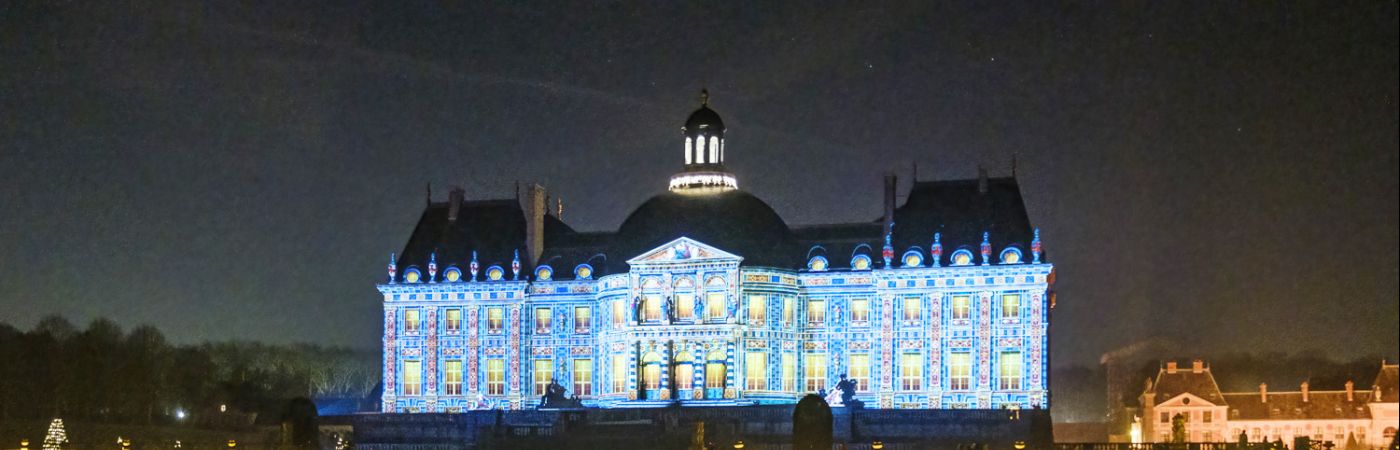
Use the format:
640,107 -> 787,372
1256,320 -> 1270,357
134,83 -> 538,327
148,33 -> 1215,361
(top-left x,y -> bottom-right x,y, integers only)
121,438 -> 131,449
227,439 -> 237,448
733,440 -> 745,449
20,439 -> 29,450
872,440 -> 884,449
1014,441 -> 1027,450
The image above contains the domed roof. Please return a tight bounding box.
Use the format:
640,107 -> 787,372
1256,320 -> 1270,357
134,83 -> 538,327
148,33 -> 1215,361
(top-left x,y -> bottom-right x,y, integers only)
685,105 -> 725,133
611,190 -> 798,269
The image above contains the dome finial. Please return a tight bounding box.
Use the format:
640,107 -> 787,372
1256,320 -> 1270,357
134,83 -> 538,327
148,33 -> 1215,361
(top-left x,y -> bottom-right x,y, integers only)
699,88 -> 709,106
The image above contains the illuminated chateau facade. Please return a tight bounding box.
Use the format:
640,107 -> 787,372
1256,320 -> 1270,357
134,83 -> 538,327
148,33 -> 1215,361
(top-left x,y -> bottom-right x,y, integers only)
378,92 -> 1056,412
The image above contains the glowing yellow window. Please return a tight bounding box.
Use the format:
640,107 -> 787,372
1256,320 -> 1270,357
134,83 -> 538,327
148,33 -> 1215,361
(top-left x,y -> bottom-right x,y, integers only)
674,352 -> 694,390
676,293 -> 695,319
900,353 -> 923,391
706,293 -> 725,320
851,299 -> 869,323
444,360 -> 463,395
533,359 -> 553,395
612,301 -> 626,326
641,352 -> 662,390
487,307 -> 504,333
611,355 -> 628,393
573,359 -> 593,396
404,309 -> 421,332
999,352 -> 1022,390
403,360 -> 422,395
804,353 -> 827,393
949,352 -> 972,390
849,354 -> 870,392
952,295 -> 971,320
534,308 -> 551,332
903,297 -> 921,321
644,294 -> 662,322
807,300 -> 826,324
748,295 -> 766,325
781,353 -> 796,392
745,352 -> 767,390
705,351 -> 727,389
1001,294 -> 1021,318
574,306 -> 591,331
487,359 -> 505,395
783,297 -> 794,325
445,308 -> 462,332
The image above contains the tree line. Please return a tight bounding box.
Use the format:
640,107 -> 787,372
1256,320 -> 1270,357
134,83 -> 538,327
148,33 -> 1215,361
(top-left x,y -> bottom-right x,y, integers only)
0,315 -> 377,426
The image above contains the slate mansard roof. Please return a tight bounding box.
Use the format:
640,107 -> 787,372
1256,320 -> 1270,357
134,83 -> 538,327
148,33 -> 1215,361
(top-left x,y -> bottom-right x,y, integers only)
1143,362 -> 1399,421
388,176 -> 1040,282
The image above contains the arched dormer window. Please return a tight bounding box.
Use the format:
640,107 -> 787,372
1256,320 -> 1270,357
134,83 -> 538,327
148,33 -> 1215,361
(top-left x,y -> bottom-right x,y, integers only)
1000,247 -> 1023,264
404,267 -> 422,283
851,254 -> 872,271
808,256 -> 829,272
443,266 -> 462,282
902,249 -> 924,268
574,264 -> 593,280
950,249 -> 975,266
534,265 -> 553,281
685,137 -> 693,165
485,265 -> 505,281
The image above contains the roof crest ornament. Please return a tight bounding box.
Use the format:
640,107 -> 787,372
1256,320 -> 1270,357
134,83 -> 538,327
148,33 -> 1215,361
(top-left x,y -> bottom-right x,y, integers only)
469,251 -> 479,282
387,252 -> 397,284
980,231 -> 992,265
1031,229 -> 1042,264
931,233 -> 942,267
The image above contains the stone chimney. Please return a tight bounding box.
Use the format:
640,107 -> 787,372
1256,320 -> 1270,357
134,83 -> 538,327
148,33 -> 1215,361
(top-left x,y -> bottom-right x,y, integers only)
977,165 -> 989,193
522,183 -> 547,266
1166,361 -> 1178,374
1345,380 -> 1354,402
1192,359 -> 1204,373
1301,381 -> 1309,402
447,187 -> 465,223
883,173 -> 897,236
1259,383 -> 1268,403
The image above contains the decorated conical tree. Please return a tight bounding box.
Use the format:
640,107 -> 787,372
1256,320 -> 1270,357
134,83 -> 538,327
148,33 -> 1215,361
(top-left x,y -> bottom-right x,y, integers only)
42,418 -> 67,450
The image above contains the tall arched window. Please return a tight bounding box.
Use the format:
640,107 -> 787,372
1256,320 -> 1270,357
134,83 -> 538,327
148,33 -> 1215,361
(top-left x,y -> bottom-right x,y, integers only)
708,136 -> 719,163
685,137 -> 693,165
673,351 -> 694,391
695,136 -> 706,163
719,139 -> 724,163
641,352 -> 663,391
705,350 -> 727,389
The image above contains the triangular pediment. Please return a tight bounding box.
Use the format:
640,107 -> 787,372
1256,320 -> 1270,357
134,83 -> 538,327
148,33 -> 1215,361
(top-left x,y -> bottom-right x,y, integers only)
627,237 -> 743,264
1159,392 -> 1221,408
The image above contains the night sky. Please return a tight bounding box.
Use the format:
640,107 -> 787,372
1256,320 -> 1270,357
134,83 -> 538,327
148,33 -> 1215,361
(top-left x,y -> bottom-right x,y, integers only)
2,2 -> 1396,367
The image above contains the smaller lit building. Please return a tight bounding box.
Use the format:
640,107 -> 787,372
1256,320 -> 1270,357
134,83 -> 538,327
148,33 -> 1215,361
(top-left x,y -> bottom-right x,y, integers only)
1139,360 -> 1398,447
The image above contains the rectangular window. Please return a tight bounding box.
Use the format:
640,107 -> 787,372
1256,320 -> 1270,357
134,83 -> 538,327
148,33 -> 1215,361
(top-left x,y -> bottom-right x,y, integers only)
573,359 -> 593,396
999,351 -> 1022,390
706,293 -> 725,319
804,353 -> 827,393
783,297 -> 794,325
677,294 -> 694,320
748,295 -> 766,325
612,301 -> 626,326
1001,294 -> 1021,318
782,353 -> 796,392
643,294 -> 662,322
574,306 -> 591,331
611,355 -> 627,393
487,359 -> 505,395
952,295 -> 971,320
949,352 -> 972,390
445,308 -> 462,332
534,307 -> 551,332
403,360 -> 422,395
1160,412 -> 1169,423
851,299 -> 869,323
903,297 -> 921,321
849,354 -> 870,392
900,353 -> 923,391
745,351 -> 767,390
533,359 -> 553,396
1203,410 -> 1213,423
487,307 -> 504,333
404,309 -> 421,332
444,360 -> 463,395
807,300 -> 826,324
